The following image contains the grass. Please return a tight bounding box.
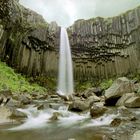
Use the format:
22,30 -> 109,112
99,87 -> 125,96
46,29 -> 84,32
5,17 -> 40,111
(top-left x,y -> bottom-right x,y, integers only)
75,78 -> 114,92
100,79 -> 113,90
0,61 -> 47,93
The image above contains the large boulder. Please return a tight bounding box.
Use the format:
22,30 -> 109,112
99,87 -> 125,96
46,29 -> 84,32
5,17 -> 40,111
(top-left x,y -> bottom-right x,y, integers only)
68,99 -> 90,112
5,98 -> 21,108
116,93 -> 135,106
87,95 -> 101,105
105,77 -> 135,106
13,94 -> 32,105
0,106 -> 12,124
124,96 -> 140,108
90,103 -> 108,118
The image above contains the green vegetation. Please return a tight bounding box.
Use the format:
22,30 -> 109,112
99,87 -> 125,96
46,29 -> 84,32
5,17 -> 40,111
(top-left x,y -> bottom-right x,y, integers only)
31,76 -> 56,93
0,61 -> 46,93
75,81 -> 93,92
100,79 -> 113,90
75,78 -> 114,92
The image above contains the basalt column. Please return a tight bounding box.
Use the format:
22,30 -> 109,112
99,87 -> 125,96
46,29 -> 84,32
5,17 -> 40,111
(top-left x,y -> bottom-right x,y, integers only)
68,6 -> 140,81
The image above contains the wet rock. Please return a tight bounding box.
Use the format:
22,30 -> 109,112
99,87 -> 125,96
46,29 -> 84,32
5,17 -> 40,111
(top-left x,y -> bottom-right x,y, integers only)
92,87 -> 104,96
110,118 -> 122,127
132,130 -> 140,140
50,94 -> 60,98
9,109 -> 27,119
49,112 -> 62,121
15,94 -> 31,105
36,103 -> 49,110
116,93 -> 135,106
76,88 -> 97,98
0,90 -> 13,106
68,99 -> 90,112
90,103 -> 108,118
87,95 -> 101,105
37,104 -> 45,110
105,77 -> 135,106
5,98 -> 21,108
49,103 -> 64,110
125,96 -> 140,108
0,106 -> 12,124
36,94 -> 48,100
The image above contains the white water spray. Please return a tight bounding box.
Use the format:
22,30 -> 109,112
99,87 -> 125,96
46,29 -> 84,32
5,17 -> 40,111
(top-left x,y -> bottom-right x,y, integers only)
57,27 -> 74,96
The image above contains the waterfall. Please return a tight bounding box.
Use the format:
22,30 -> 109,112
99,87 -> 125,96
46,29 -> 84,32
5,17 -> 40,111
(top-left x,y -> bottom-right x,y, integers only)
57,27 -> 74,96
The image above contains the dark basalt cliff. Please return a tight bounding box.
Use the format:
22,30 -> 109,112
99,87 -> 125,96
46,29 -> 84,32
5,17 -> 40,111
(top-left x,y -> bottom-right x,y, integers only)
68,7 -> 140,80
0,0 -> 140,81
0,0 -> 60,77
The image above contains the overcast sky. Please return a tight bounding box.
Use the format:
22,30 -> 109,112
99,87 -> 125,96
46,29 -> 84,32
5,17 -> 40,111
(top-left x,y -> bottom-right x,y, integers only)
19,0 -> 140,27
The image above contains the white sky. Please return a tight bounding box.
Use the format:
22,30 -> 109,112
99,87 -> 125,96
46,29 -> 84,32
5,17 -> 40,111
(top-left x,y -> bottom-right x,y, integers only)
19,0 -> 140,27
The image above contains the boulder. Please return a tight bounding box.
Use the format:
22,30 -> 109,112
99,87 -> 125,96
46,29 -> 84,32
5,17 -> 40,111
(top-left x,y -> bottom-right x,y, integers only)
9,109 -> 27,119
116,93 -> 135,106
87,95 -> 101,105
0,105 -> 26,123
5,98 -> 21,108
118,106 -> 137,121
49,112 -> 62,121
76,88 -> 98,98
125,96 -> 140,108
105,77 -> 135,106
90,103 -> 108,118
15,94 -> 31,105
110,118 -> 122,127
68,99 -> 90,112
0,106 -> 12,124
132,130 -> 140,140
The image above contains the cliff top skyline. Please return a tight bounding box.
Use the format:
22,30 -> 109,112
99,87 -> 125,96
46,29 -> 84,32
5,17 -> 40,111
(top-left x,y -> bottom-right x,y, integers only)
20,0 -> 140,27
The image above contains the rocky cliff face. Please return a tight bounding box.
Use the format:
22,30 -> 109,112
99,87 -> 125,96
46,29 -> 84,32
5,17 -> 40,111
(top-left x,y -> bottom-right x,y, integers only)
0,0 -> 140,82
68,6 -> 140,81
0,0 -> 60,78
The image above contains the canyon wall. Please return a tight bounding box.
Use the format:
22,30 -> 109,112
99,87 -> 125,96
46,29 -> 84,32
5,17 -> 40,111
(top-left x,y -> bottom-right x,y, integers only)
0,0 -> 140,82
68,6 -> 140,81
0,0 -> 60,78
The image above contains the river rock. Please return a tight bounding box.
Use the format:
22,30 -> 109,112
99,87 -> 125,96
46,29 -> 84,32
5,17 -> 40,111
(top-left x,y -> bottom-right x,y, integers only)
132,130 -> 140,140
124,96 -> 140,108
116,93 -> 136,106
9,108 -> 27,119
0,105 -> 26,123
0,106 -> 12,124
68,99 -> 90,112
15,94 -> 31,105
110,118 -> 122,127
87,95 -> 101,105
49,112 -> 62,121
90,103 -> 108,118
105,77 -> 135,106
76,88 -> 95,98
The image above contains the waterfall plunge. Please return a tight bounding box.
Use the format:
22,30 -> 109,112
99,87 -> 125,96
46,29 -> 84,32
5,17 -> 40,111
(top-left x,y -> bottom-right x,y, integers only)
57,27 -> 74,96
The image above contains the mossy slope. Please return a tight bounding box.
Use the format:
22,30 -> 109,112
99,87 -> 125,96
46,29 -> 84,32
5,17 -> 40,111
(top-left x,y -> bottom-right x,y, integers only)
0,61 -> 46,93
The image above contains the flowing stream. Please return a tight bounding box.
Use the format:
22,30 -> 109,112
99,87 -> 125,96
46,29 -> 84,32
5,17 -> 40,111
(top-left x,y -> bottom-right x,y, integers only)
0,105 -> 140,140
0,105 -> 118,140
